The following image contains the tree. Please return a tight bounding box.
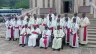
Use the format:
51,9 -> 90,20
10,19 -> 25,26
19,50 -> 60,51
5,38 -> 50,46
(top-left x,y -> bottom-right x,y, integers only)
14,0 -> 29,9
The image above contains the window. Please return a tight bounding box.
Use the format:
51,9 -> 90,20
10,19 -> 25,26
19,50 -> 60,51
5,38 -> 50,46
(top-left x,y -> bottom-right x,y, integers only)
83,0 -> 86,6
35,0 -> 37,7
43,0 -> 45,8
48,0 -> 50,8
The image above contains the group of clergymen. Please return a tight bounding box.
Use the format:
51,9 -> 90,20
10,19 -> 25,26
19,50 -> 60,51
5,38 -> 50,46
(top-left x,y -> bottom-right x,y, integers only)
5,12 -> 90,51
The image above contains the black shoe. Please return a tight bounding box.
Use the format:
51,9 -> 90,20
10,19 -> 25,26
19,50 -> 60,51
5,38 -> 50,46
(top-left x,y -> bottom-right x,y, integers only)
53,49 -> 55,51
8,38 -> 11,41
22,44 -> 25,47
45,47 -> 47,49
57,49 -> 60,51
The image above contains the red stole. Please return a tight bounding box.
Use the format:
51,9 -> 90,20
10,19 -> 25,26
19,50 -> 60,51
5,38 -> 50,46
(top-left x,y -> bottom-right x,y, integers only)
22,34 -> 27,44
11,27 -> 14,39
67,28 -> 70,42
14,26 -> 19,29
48,27 -> 53,33
73,33 -> 76,46
32,31 -> 39,35
43,34 -> 48,47
83,26 -> 87,41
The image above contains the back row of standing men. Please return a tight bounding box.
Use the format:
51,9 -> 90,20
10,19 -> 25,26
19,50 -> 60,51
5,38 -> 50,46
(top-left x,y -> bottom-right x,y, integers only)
5,12 -> 90,51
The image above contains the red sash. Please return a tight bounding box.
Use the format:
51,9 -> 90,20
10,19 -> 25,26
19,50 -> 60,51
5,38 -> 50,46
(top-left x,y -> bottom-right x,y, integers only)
83,26 -> 87,41
67,28 -> 70,42
21,26 -> 24,29
14,27 -> 19,29
28,27 -> 31,29
73,33 -> 76,46
11,27 -> 14,39
32,31 -> 39,35
33,24 -> 39,28
44,34 -> 48,36
49,27 -> 53,33
44,38 -> 47,47
22,35 -> 27,44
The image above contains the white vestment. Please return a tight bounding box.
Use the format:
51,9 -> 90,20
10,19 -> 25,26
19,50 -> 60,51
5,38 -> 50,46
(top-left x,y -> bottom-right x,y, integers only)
39,29 -> 51,47
5,20 -> 12,40
69,23 -> 79,47
28,28 -> 41,47
63,20 -> 71,43
19,28 -> 30,44
30,18 -> 40,28
39,18 -> 47,32
71,16 -> 81,25
79,17 -> 90,44
13,20 -> 20,38
46,14 -> 55,21
52,29 -> 64,49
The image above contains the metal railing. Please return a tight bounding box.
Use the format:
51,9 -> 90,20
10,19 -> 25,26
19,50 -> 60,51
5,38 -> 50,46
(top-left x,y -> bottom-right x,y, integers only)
19,7 -> 40,17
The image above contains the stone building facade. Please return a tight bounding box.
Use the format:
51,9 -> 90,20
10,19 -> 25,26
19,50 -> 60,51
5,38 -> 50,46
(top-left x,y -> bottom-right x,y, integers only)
29,0 -> 95,14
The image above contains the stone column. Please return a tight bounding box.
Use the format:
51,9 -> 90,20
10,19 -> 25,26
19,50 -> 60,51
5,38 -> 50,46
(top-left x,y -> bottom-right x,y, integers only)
93,0 -> 96,18
32,0 -> 35,8
50,0 -> 53,8
74,0 -> 78,13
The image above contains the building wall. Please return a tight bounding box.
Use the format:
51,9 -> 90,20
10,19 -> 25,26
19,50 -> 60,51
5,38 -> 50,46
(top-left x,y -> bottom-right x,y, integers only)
30,0 -> 91,14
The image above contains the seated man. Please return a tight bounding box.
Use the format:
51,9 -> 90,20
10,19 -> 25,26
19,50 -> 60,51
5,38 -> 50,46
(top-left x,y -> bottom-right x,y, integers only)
39,26 -> 51,49
19,24 -> 30,47
28,25 -> 41,47
52,26 -> 64,51
69,18 -> 79,48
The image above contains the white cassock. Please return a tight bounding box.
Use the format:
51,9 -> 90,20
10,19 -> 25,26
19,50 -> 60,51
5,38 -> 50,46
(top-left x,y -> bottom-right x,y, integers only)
13,20 -> 20,38
46,14 -> 55,21
19,28 -> 30,45
54,18 -> 64,29
30,18 -> 40,28
18,20 -> 26,34
69,23 -> 79,47
63,20 -> 71,43
47,20 -> 56,33
5,20 -> 12,40
71,16 -> 81,25
39,29 -> 51,48
79,17 -> 90,44
52,29 -> 64,49
28,28 -> 41,47
39,18 -> 47,32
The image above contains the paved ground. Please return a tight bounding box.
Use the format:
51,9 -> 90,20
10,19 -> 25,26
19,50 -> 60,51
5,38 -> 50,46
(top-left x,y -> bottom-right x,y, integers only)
0,23 -> 96,54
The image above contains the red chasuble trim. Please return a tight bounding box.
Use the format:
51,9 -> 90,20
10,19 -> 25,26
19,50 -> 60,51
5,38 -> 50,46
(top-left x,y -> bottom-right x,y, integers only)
83,26 -> 87,41
32,31 -> 39,35
22,35 -> 27,44
49,27 -> 53,33
73,33 -> 76,46
44,38 -> 47,48
11,27 -> 14,39
67,28 -> 70,42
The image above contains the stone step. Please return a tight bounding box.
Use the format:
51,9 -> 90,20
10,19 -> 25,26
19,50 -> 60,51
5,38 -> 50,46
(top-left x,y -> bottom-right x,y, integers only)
88,27 -> 96,29
87,29 -> 96,31
88,38 -> 96,41
87,45 -> 96,48
88,32 -> 96,34
88,41 -> 96,44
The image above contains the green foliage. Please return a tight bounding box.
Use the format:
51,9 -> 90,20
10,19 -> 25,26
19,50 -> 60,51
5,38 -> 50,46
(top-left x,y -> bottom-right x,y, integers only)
14,0 -> 29,9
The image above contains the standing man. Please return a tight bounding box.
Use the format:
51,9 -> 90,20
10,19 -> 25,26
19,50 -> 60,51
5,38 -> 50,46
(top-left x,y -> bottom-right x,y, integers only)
30,14 -> 40,28
39,15 -> 47,32
70,18 -> 79,48
63,17 -> 71,44
79,13 -> 90,45
39,26 -> 51,49
71,13 -> 81,25
28,25 -> 41,47
5,18 -> 12,40
13,17 -> 20,40
52,26 -> 64,51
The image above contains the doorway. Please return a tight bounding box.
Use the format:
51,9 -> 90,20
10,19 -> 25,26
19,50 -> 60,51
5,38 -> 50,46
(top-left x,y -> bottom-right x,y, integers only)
63,1 -> 70,13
